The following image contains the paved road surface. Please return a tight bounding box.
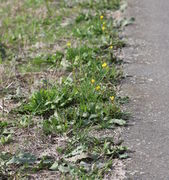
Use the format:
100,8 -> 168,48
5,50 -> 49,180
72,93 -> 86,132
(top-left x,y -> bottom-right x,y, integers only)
122,0 -> 169,179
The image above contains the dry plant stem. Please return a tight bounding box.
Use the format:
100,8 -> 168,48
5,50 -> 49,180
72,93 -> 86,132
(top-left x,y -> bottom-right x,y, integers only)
2,98 -> 4,117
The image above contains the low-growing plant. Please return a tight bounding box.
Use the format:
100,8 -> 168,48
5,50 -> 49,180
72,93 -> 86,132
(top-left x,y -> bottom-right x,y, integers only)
62,0 -> 121,10
0,121 -> 8,134
54,130 -> 128,178
19,115 -> 34,128
0,0 -> 130,178
0,134 -> 12,145
75,12 -> 93,23
66,45 -> 99,65
33,51 -> 64,66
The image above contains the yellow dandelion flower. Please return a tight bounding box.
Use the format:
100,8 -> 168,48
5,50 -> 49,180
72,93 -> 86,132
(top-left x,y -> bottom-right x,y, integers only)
96,85 -> 101,91
102,62 -> 107,68
110,96 -> 115,102
110,45 -> 113,49
67,42 -> 71,47
102,26 -> 106,31
91,79 -> 95,84
100,15 -> 104,20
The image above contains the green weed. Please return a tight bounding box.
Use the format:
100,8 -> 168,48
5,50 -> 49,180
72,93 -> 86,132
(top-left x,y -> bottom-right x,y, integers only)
0,0 -> 129,178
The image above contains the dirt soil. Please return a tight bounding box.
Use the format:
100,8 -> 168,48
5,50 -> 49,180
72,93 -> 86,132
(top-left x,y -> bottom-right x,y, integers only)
121,0 -> 169,179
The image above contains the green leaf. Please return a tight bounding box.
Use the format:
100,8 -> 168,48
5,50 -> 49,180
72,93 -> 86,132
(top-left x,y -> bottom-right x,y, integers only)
58,164 -> 70,173
6,152 -> 37,165
65,145 -> 85,158
109,119 -> 126,126
89,114 -> 98,120
50,161 -> 59,171
65,152 -> 90,163
0,134 -> 12,145
121,17 -> 135,27
120,2 -> 127,12
119,153 -> 129,159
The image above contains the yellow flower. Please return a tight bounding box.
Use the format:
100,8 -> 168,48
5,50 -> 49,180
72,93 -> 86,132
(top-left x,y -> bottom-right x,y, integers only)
91,79 -> 95,84
102,26 -> 106,31
100,15 -> 104,20
67,42 -> 71,47
109,45 -> 113,49
96,85 -> 101,91
102,62 -> 107,68
110,96 -> 115,102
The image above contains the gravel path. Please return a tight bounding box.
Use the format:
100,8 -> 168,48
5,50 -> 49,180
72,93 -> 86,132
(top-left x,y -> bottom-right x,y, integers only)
122,0 -> 169,179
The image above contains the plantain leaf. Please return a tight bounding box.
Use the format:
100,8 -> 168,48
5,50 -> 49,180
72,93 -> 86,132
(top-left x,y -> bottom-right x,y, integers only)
109,119 -> 126,126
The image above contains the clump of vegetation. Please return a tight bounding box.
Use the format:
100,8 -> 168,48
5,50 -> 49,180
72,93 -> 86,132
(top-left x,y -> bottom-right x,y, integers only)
0,0 -> 132,178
